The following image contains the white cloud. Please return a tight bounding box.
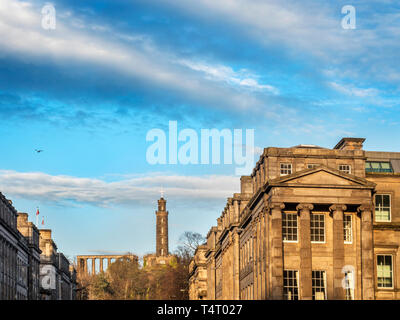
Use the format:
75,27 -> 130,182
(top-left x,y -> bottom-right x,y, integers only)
0,170 -> 239,207
156,0 -> 400,87
178,60 -> 279,94
329,82 -> 379,97
0,0 -> 275,114
155,0 -> 349,58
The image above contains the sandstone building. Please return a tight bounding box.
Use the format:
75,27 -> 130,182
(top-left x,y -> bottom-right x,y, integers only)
188,244 -> 208,300
0,192 -> 76,300
39,229 -> 77,300
16,213 -> 41,300
190,138 -> 400,300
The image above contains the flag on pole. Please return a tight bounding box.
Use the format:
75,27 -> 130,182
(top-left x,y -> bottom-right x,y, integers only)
41,217 -> 45,225
36,207 -> 39,227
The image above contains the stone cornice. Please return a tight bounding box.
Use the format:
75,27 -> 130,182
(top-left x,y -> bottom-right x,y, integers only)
373,224 -> 400,231
366,172 -> 400,177
268,166 -> 376,188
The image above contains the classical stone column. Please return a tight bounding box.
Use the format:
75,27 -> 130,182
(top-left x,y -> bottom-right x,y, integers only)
297,203 -> 314,300
251,218 -> 258,299
207,254 -> 216,300
233,229 -> 240,300
92,258 -> 96,275
358,204 -> 375,300
108,258 -> 112,267
84,259 -> 88,275
260,211 -> 266,300
99,258 -> 104,273
330,204 -> 347,300
269,202 -> 285,300
79,258 -> 85,273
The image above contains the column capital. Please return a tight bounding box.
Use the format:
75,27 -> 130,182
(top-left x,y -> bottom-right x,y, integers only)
267,202 -> 285,212
357,204 -> 373,213
296,203 -> 314,212
329,204 -> 347,212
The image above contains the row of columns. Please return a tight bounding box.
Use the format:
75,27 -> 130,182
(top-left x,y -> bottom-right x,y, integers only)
79,258 -> 115,275
269,202 -> 374,300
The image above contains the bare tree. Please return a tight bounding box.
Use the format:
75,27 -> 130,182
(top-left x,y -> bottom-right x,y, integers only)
175,231 -> 205,264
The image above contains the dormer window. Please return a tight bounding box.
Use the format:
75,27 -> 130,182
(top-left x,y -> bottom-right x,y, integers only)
280,163 -> 292,176
339,165 -> 351,174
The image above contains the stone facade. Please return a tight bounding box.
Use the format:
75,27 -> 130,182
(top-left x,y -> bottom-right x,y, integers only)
189,245 -> 208,300
191,138 -> 400,300
16,213 -> 41,300
39,229 -> 77,300
0,194 -> 43,300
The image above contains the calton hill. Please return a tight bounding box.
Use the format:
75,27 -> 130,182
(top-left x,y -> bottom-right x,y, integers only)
76,232 -> 204,300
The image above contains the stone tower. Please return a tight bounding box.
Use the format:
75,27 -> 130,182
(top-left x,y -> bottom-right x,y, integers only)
156,197 -> 168,257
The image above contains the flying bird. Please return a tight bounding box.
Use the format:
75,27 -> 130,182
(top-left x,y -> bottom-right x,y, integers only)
35,149 -> 44,153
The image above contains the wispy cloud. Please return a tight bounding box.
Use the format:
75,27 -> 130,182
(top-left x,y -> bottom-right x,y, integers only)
0,170 -> 239,207
329,82 -> 379,98
178,60 -> 279,94
0,0 -> 278,116
157,0 -> 400,87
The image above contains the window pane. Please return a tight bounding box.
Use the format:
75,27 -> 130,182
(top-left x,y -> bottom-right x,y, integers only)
282,213 -> 298,242
375,194 -> 391,222
377,255 -> 393,288
343,215 -> 352,243
311,214 -> 325,242
381,162 -> 391,169
284,270 -> 299,300
312,270 -> 326,300
375,195 -> 383,206
383,195 -> 390,207
371,162 -> 380,169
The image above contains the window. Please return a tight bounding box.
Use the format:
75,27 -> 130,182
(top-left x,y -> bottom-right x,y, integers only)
366,161 -> 393,173
280,163 -> 292,176
311,214 -> 325,242
307,164 -> 318,169
312,270 -> 327,300
377,255 -> 393,288
343,214 -> 352,243
375,194 -> 391,222
343,270 -> 355,300
282,213 -> 298,242
339,165 -> 351,174
283,270 -> 299,300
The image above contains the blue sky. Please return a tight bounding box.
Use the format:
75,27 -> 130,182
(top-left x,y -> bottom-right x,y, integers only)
0,0 -> 399,262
